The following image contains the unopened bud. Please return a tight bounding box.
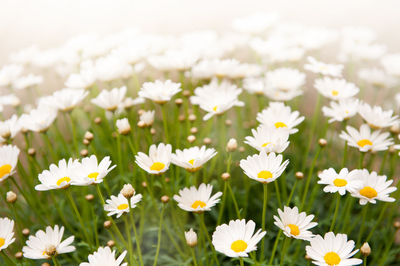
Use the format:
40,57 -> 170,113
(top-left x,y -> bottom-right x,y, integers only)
137,121 -> 146,128
360,242 -> 371,256
141,181 -> 148,188
107,240 -> 115,248
42,263 -> 50,266
85,194 -> 94,201
190,127 -> 198,134
116,118 -> 131,135
178,115 -> 186,122
203,137 -> 212,145
225,119 -> 232,126
175,98 -> 183,106
295,172 -> 304,180
238,146 -> 245,153
185,228 -> 198,247
84,131 -> 94,141
22,228 -> 30,236
6,191 -> 17,203
187,135 -> 196,143
188,114 -> 196,122
161,195 -> 169,203
150,128 -> 156,135
318,138 -> 327,147
221,172 -> 230,181
15,252 -> 23,259
183,90 -> 191,97
394,221 -> 400,229
83,138 -> 90,145
80,149 -> 89,157
28,148 -> 36,156
226,138 -> 237,152
165,177 -> 170,183
94,117 -> 102,124
104,220 -> 112,229
121,184 -> 135,199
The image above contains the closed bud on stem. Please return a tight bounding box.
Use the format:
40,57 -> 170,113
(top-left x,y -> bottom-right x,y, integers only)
28,148 -> 36,156
22,228 -> 30,236
85,194 -> 94,201
318,138 -> 327,147
84,131 -> 94,141
360,242 -> 371,257
175,98 -> 183,106
225,119 -> 232,126
42,263 -> 50,266
150,128 -> 156,135
393,221 -> 400,229
83,139 -> 90,146
6,191 -> 17,203
239,146 -> 245,152
104,220 -> 112,229
121,184 -> 135,199
190,127 -> 198,134
226,138 -> 237,152
305,254 -> 311,260
116,118 -> 131,135
185,228 -> 198,247
107,240 -> 115,248
165,177 -> 170,183
188,114 -> 196,122
137,109 -> 145,116
15,252 -> 23,259
187,135 -> 196,143
203,137 -> 212,145
178,115 -> 186,122
137,121 -> 146,128
221,172 -> 230,181
80,149 -> 88,157
295,171 -> 304,179
141,181 -> 148,188
94,117 -> 102,124
161,195 -> 169,203
183,90 -> 191,97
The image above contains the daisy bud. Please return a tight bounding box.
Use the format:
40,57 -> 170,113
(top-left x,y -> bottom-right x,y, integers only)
165,177 -> 170,183
183,90 -> 191,97
393,221 -> 400,229
390,123 -> 400,134
137,121 -> 145,128
295,171 -> 304,179
175,98 -> 183,106
45,245 -> 57,256
6,191 -> 17,203
107,240 -> 115,248
190,127 -> 198,134
83,138 -> 90,145
305,254 -> 311,260
104,220 -> 112,229
85,194 -> 94,201
185,228 -> 198,247
141,181 -> 148,188
28,148 -> 36,156
225,119 -> 232,126
203,137 -> 212,145
389,145 -> 397,154
150,128 -> 156,135
187,135 -> 196,143
116,118 -> 131,135
178,115 -> 186,122
94,117 -> 102,124
318,138 -> 327,147
138,109 -> 145,115
22,228 -> 30,236
361,242 -> 371,257
42,263 -> 50,266
161,195 -> 169,203
15,252 -> 23,259
226,138 -> 238,152
239,146 -> 245,153
121,184 -> 135,199
84,131 -> 94,141
188,114 -> 196,122
221,172 -> 230,181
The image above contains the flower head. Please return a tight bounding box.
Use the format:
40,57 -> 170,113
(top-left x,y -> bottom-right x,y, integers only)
135,143 -> 172,175
173,183 -> 222,212
358,102 -> 399,129
80,246 -> 127,266
104,193 -> 142,218
322,99 -> 359,123
304,56 -> 343,77
315,77 -> 359,100
139,80 -> 181,104
72,155 -> 116,186
244,125 -> 290,153
318,168 -> 362,196
0,145 -> 20,182
91,86 -> 127,111
172,146 -> 217,172
0,217 -> 15,251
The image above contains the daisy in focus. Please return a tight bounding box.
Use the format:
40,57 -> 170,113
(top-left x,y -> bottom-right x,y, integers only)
138,80 -> 181,104
239,151 -> 289,184
104,193 -> 142,218
318,168 -> 362,195
0,217 -> 15,251
273,206 -> 317,240
0,145 -> 20,182
173,183 -> 222,212
80,246 -> 127,266
135,143 -> 172,175
358,102 -> 399,129
23,225 -> 75,259
73,155 -> 116,186
212,219 -> 266,257
91,86 -> 127,111
171,146 -> 217,172
244,125 -> 290,153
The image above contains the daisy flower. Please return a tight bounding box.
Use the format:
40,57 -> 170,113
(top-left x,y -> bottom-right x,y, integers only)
35,158 -> 81,191
0,145 -> 20,182
72,155 -> 116,186
0,64 -> 23,87
240,151 -> 289,184
19,107 -> 58,133
318,168 -> 362,195
244,125 -> 290,153
49,88 -> 89,112
358,102 -> 399,129
171,146 -> 217,172
358,67 -> 394,88
80,246 -> 127,266
23,225 -> 76,259
116,118 -> 131,135
314,77 -> 359,100
104,193 -> 142,218
257,102 -> 304,134
0,217 -> 15,251
138,110 -> 155,127
91,86 -> 127,112
212,219 -> 266,257
304,56 -> 343,77
322,99 -> 359,123
0,115 -> 21,141
381,53 -> 400,77
350,169 -> 396,205
339,124 -> 393,152
173,183 -> 222,212
138,80 -> 181,104
273,206 -> 317,240
243,77 -> 266,95
306,232 -> 362,266
265,68 -> 306,93
135,143 -> 172,175
148,50 -> 199,72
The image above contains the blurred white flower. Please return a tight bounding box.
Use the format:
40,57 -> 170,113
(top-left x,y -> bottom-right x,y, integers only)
91,86 -> 127,111
304,56 -> 343,77
358,102 -> 399,129
244,125 -> 290,153
314,77 -> 359,100
139,80 -> 181,104
322,98 -> 359,123
80,246 -> 127,266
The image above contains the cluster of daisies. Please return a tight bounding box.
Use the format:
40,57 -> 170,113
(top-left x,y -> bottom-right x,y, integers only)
0,12 -> 400,266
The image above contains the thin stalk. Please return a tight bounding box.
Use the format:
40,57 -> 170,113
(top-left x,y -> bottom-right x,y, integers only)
286,180 -> 298,205
356,205 -> 369,245
260,184 -> 268,262
280,237 -> 290,266
124,215 -> 135,265
153,206 -> 165,266
329,193 -> 341,231
274,181 -> 282,208
52,256 -> 60,266
199,213 -> 220,266
365,203 -> 389,242
129,208 -> 144,266
161,104 -> 169,143
268,230 -> 282,265
239,257 -> 244,266
217,181 -> 228,225
300,147 -> 321,209
227,181 -> 240,218
191,248 -> 198,266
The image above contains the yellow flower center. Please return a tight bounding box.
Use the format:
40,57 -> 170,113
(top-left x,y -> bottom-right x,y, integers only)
56,176 -> 71,187
150,162 -> 165,171
357,139 -> 372,148
191,200 -> 206,209
188,159 -> 195,165
359,186 -> 377,199
324,252 -> 341,265
231,240 -> 248,253
333,178 -> 347,187
257,170 -> 273,179
88,172 -> 99,180
287,224 -> 300,236
117,204 -> 129,210
213,106 -> 218,112
261,142 -> 271,147
331,90 -> 339,96
274,122 -> 287,128
0,164 -> 12,179
0,237 -> 5,248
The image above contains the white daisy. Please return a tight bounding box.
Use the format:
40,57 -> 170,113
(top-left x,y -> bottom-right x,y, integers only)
35,158 -> 81,191
138,80 -> 181,104
264,87 -> 303,101
80,246 -> 127,266
257,102 -> 304,134
19,107 -> 58,133
239,151 -> 289,184
339,124 -> 393,152
306,232 -> 362,266
0,115 -> 21,141
322,99 -> 359,123
350,169 -> 397,205
243,77 -> 265,95
135,143 -> 172,175
91,86 -> 127,112
0,64 -> 23,87
314,77 -> 359,100
0,145 -> 20,182
148,50 -> 199,72
23,225 -> 76,259
12,74 -> 43,90
171,146 -> 217,172
116,118 -> 131,135
304,56 -> 343,77
265,68 -> 306,93
0,217 -> 15,251
273,206 -> 317,240
244,125 -> 290,153
381,53 -> 400,77
72,155 -> 116,186
173,183 -> 222,212
104,193 -> 142,218
358,68 -> 394,88
212,219 -> 266,258
358,102 -> 399,129
318,168 -> 362,196
49,88 -> 89,112
139,110 -> 155,127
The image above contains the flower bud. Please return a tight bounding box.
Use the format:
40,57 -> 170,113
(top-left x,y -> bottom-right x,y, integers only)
141,181 -> 148,188
239,146 -> 245,152
22,228 -> 30,236
121,184 -> 135,199
190,127 -> 198,134
138,109 -> 145,115
83,139 -> 90,145
360,242 -> 371,256
187,135 -> 196,143
80,149 -> 89,157
178,115 -> 186,122
188,114 -> 196,122
94,117 -> 102,124
85,194 -> 94,201
104,220 -> 112,229
203,137 -> 212,145
107,240 -> 115,248
150,128 -> 156,135
393,221 -> 400,229
183,90 -> 191,97
225,119 -> 232,126
175,98 -> 183,106
318,138 -> 327,147
295,171 -> 304,180
15,252 -> 23,259
42,263 -> 50,266
221,172 -> 230,181
84,131 -> 94,141
6,191 -> 17,203
28,148 -> 36,156
185,228 -> 198,247
161,195 -> 169,203
116,118 -> 131,135
226,138 -> 237,152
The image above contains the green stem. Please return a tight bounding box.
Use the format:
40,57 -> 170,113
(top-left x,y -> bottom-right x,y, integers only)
124,215 -> 135,265
217,182 -> 228,225
268,230 -> 282,265
129,208 -> 144,266
240,257 -> 244,266
329,193 -> 341,231
365,203 -> 389,242
300,147 -> 321,209
260,184 -> 268,262
227,182 -> 240,218
286,180 -> 298,205
357,205 -> 369,245
280,237 -> 290,266
274,181 -> 282,208
153,206 -> 165,266
161,104 -> 169,143
199,213 -> 220,266
191,248 -> 198,266
52,256 -> 60,266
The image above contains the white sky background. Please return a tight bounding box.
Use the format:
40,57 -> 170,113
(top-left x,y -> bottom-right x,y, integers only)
1,0 -> 400,62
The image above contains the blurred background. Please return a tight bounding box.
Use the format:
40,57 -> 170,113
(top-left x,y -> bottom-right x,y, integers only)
1,0 -> 400,63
